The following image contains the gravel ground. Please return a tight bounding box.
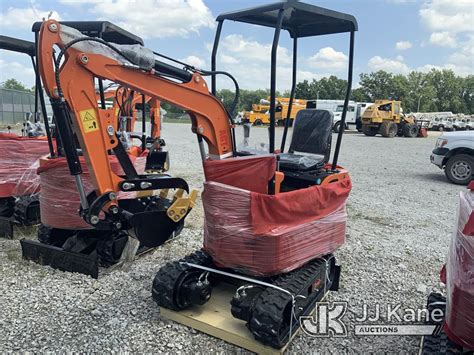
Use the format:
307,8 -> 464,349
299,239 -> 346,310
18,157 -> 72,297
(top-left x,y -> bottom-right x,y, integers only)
0,122 -> 462,353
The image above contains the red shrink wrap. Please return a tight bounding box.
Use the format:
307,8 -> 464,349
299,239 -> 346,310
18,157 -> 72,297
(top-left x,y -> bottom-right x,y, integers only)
444,189 -> 474,350
202,155 -> 351,277
37,155 -> 146,229
0,133 -> 51,198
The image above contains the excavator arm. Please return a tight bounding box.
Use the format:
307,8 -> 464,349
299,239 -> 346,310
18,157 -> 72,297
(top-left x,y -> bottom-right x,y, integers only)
38,20 -> 233,196
37,20 -> 234,242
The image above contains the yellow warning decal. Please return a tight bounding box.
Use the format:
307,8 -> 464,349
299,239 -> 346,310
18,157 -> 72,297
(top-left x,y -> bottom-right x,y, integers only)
79,109 -> 99,133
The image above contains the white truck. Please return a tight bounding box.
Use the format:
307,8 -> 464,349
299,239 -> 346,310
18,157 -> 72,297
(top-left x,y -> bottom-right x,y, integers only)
430,131 -> 474,185
332,102 -> 372,132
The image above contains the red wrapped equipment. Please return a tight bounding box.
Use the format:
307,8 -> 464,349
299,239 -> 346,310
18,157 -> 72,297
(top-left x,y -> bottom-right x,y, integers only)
37,155 -> 146,229
444,189 -> 474,350
202,155 -> 351,276
0,133 -> 51,198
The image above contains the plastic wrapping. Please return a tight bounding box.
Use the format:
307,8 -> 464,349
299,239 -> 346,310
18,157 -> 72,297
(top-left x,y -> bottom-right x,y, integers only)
203,155 -> 275,194
60,25 -> 155,70
287,109 -> 333,156
38,155 -> 146,229
202,155 -> 351,276
0,133 -> 51,198
444,189 -> 474,350
278,153 -> 325,171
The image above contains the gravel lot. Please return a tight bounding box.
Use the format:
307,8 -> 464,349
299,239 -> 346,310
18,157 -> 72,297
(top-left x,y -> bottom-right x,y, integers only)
0,122 -> 462,353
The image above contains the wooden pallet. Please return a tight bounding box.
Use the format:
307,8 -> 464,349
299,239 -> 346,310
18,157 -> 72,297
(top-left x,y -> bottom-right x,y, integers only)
161,282 -> 326,354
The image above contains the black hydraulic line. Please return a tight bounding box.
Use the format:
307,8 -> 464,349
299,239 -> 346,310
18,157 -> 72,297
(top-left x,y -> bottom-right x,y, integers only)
98,79 -> 106,109
141,94 -> 146,150
280,38 -> 297,153
33,31 -> 55,157
331,31 -> 355,171
112,137 -> 138,179
31,56 -> 39,118
200,69 -> 240,117
269,9 -> 285,154
54,37 -> 139,97
97,31 -> 107,110
50,99 -> 82,175
211,21 -> 223,96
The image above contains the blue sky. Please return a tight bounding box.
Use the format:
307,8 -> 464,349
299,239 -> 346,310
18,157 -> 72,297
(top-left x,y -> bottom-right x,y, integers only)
0,0 -> 472,91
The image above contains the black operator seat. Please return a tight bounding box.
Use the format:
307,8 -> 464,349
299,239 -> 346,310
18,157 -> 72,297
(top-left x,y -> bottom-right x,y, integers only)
278,109 -> 333,171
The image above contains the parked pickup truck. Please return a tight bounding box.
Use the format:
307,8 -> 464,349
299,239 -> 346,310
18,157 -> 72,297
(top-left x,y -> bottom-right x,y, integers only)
430,131 -> 474,185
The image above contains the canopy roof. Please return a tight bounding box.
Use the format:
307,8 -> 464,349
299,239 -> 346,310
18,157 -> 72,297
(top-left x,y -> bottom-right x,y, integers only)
216,0 -> 357,38
32,21 -> 143,45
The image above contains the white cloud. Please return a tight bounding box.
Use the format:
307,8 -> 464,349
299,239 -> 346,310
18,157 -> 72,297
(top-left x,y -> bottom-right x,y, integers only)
395,41 -> 412,50
220,54 -> 238,64
368,56 -> 410,74
445,36 -> 474,76
308,47 -> 348,71
84,0 -> 215,39
417,1 -> 473,76
0,6 -> 60,30
59,0 -> 102,4
429,32 -> 457,48
220,34 -> 292,65
420,0 -> 473,34
214,34 -> 325,90
416,64 -> 443,73
0,59 -> 36,87
181,55 -> 205,68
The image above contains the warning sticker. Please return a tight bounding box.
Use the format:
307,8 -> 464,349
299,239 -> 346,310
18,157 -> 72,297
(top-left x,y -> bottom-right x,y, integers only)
79,109 -> 99,133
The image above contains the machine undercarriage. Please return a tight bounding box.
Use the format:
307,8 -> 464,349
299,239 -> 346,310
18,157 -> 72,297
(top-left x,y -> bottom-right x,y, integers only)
152,251 -> 340,349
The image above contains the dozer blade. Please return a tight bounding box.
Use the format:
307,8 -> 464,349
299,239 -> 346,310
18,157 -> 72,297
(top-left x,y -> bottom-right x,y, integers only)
20,239 -> 99,278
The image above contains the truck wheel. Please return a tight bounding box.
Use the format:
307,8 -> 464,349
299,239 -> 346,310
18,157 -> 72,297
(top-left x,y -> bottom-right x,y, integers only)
253,119 -> 262,126
333,122 -> 342,133
438,125 -> 444,132
402,123 -> 419,138
362,124 -> 378,136
445,154 -> 473,185
380,121 -> 398,138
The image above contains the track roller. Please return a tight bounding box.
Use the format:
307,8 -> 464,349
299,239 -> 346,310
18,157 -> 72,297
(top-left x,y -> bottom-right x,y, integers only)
152,251 -> 213,311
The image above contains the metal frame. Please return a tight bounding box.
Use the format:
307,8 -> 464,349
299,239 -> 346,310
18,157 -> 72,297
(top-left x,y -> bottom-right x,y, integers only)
211,0 -> 357,170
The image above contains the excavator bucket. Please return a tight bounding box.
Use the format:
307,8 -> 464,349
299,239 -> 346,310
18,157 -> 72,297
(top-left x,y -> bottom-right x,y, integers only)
119,196 -> 187,247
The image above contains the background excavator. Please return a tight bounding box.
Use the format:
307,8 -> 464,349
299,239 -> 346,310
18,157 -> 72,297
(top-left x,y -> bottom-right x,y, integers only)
33,0 -> 355,347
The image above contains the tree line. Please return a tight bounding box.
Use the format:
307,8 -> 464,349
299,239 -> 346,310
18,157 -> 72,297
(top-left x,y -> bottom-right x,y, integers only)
294,69 -> 473,114
216,69 -> 472,115
2,68 -> 472,115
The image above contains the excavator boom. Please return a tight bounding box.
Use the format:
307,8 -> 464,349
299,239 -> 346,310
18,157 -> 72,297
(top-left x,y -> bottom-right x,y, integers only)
38,20 -> 233,198
36,20 -> 234,243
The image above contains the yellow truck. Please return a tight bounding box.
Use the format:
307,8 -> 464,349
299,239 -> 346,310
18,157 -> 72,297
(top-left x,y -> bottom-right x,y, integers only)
243,98 -> 309,125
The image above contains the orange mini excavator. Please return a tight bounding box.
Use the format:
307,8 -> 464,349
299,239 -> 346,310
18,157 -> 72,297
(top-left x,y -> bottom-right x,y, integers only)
33,0 -> 356,347
20,22 -> 169,277
101,86 -> 168,170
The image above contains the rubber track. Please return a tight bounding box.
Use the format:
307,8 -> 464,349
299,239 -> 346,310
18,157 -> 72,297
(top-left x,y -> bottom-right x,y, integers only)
249,257 -> 328,348
152,250 -> 212,311
14,194 -> 40,225
421,293 -> 465,354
